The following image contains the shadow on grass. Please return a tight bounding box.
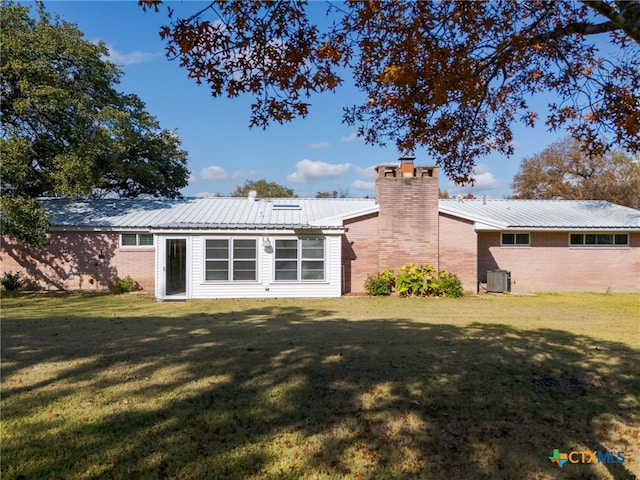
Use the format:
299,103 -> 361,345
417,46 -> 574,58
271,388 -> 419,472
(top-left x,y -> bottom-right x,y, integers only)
2,302 -> 638,479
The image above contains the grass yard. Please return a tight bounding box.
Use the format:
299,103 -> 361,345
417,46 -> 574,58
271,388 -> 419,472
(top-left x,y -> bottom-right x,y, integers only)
1,292 -> 639,480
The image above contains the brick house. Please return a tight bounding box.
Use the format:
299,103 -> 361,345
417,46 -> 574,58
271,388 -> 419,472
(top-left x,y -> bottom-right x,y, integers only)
2,158 -> 639,297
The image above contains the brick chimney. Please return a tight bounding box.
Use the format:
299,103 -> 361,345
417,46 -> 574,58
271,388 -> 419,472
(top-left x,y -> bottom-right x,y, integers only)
374,157 -> 440,272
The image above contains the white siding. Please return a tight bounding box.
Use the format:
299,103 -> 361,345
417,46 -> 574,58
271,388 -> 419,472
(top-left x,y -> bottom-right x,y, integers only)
160,233 -> 342,299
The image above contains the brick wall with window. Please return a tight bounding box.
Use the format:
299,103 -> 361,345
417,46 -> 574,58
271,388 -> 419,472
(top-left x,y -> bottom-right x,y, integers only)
0,231 -> 155,291
478,231 -> 640,292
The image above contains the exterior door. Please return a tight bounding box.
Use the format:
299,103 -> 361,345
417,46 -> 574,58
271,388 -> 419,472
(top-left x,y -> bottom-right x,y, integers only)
165,238 -> 187,297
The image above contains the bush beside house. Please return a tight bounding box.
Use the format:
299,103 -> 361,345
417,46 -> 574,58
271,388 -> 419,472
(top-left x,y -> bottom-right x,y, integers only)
365,264 -> 464,298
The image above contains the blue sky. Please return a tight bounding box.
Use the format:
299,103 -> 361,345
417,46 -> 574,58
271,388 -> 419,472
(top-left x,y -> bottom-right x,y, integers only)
38,1 -> 573,198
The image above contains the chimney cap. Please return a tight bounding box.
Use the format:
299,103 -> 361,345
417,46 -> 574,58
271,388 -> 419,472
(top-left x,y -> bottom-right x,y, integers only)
399,155 -> 416,163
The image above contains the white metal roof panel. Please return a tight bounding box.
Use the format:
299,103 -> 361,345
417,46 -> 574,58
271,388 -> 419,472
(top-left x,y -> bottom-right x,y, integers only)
439,199 -> 640,230
42,197 -> 378,230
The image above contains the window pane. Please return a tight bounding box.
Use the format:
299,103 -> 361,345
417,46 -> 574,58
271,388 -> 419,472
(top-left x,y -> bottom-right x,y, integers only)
233,260 -> 256,281
122,234 -> 137,246
206,260 -> 228,281
276,239 -> 297,249
233,239 -> 256,259
515,234 -> 529,245
585,234 -> 597,244
276,260 -> 298,270
302,261 -> 324,280
615,234 -> 628,245
570,234 -> 583,245
302,238 -> 324,258
275,239 -> 298,259
302,248 -> 324,259
233,269 -> 256,281
233,260 -> 256,270
275,269 -> 298,281
276,248 -> 298,259
502,233 -> 515,245
138,234 -> 153,246
301,238 -> 324,249
275,260 -> 298,281
597,234 -> 613,245
206,239 -> 228,259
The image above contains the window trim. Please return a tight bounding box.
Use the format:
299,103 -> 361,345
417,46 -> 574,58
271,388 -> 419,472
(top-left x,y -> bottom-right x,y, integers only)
203,237 -> 258,283
120,232 -> 154,247
501,232 -> 530,246
569,232 -> 629,247
274,236 -> 326,282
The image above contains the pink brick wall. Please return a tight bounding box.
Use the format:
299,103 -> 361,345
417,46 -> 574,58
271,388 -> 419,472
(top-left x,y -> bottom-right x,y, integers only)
478,231 -> 640,292
343,213 -> 380,293
375,176 -> 440,271
438,213 -> 478,292
1,232 -> 155,291
343,170 -> 442,294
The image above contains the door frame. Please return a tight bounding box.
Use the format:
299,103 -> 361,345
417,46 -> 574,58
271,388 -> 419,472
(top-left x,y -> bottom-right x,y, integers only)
157,235 -> 190,300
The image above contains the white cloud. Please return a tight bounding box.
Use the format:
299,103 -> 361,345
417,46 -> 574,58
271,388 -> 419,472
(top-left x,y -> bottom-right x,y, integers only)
309,141 -> 330,150
351,179 -> 375,191
200,166 -> 228,181
287,159 -> 351,183
470,164 -> 500,190
105,44 -> 161,66
341,132 -> 359,142
355,165 -> 376,179
188,171 -> 199,183
447,164 -> 500,192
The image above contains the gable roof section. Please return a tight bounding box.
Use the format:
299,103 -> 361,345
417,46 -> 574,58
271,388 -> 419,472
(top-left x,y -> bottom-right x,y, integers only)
439,199 -> 640,231
43,197 -> 379,231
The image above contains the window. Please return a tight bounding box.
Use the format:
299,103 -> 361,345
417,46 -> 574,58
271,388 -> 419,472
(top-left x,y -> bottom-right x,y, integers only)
570,233 -> 628,246
275,237 -> 325,281
121,233 -> 153,246
233,239 -> 258,280
501,233 -> 530,246
205,238 -> 257,281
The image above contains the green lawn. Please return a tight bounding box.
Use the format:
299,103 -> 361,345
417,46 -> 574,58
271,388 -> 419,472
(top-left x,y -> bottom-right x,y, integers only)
1,292 -> 639,479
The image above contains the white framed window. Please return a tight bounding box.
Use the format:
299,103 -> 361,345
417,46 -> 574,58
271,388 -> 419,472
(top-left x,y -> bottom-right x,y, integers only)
204,238 -> 257,281
275,237 -> 325,281
569,233 -> 628,246
501,232 -> 530,246
121,233 -> 153,247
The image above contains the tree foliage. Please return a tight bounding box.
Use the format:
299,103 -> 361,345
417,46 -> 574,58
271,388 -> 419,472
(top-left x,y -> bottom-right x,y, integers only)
231,179 -> 295,198
141,0 -> 639,183
1,1 -> 189,246
315,190 -> 345,198
511,137 -> 640,209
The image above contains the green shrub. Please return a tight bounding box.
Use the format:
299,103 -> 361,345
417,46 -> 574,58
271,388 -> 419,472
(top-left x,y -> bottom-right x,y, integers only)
1,271 -> 25,291
364,269 -> 395,296
435,272 -> 464,298
116,275 -> 138,293
367,264 -> 463,298
395,263 -> 439,296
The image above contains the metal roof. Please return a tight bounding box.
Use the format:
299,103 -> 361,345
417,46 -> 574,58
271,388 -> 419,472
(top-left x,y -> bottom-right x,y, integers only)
42,197 -> 379,230
439,199 -> 640,230
41,197 -> 640,232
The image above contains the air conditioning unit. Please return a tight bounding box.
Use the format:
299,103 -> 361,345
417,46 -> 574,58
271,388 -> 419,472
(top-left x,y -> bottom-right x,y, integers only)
487,270 -> 511,293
